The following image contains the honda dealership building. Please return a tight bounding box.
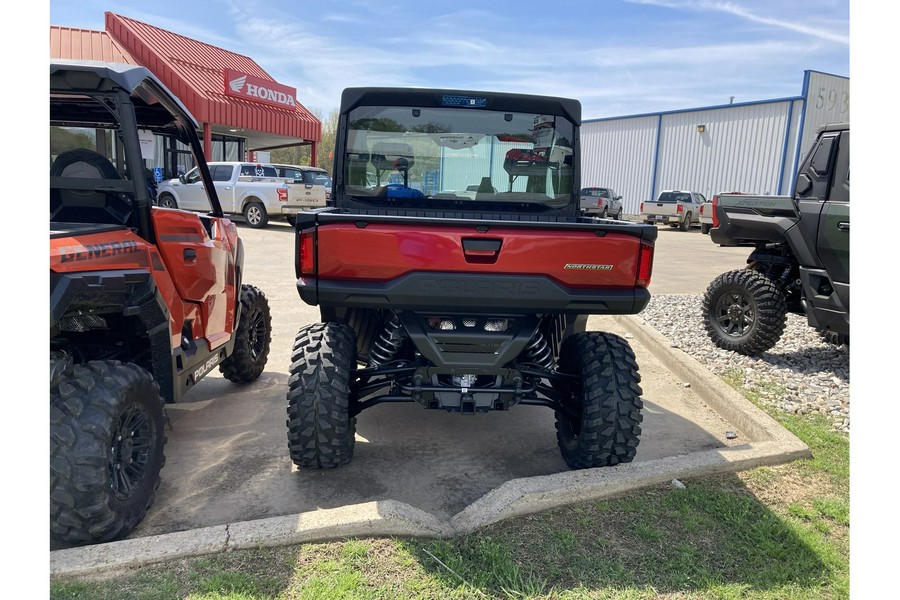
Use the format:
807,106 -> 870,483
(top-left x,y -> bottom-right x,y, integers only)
50,12 -> 321,180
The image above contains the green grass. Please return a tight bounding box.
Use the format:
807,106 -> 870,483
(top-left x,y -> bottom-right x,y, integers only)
50,374 -> 850,600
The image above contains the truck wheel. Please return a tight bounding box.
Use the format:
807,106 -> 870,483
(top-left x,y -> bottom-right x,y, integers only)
157,194 -> 178,209
220,284 -> 272,383
702,269 -> 788,355
50,361 -> 166,545
680,213 -> 692,231
286,322 -> 358,468
700,223 -> 711,234
600,208 -> 608,219
554,332 -> 643,469
243,201 -> 269,228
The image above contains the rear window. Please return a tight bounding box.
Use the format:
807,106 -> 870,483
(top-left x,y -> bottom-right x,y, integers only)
341,103 -> 575,212
240,164 -> 278,177
657,192 -> 690,203
581,188 -> 610,198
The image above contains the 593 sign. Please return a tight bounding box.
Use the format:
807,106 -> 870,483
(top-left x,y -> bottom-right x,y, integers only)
815,86 -> 849,116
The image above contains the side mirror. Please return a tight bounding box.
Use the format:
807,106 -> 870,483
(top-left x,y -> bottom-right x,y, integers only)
178,174 -> 186,184
615,196 -> 622,201
795,173 -> 813,195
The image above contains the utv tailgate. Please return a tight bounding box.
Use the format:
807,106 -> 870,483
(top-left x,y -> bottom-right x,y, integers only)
296,213 -> 656,315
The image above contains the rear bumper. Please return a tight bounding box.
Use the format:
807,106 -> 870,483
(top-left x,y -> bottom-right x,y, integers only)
641,214 -> 681,224
283,204 -> 326,215
299,272 -> 650,315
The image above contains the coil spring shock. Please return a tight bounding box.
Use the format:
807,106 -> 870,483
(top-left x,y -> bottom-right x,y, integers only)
368,312 -> 405,367
525,329 -> 554,370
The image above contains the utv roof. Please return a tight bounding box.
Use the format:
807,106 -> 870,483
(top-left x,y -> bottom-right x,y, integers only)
340,87 -> 581,124
50,59 -> 200,131
818,122 -> 849,133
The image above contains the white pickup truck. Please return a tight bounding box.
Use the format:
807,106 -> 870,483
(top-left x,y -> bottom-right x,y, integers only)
640,190 -> 706,231
156,162 -> 326,228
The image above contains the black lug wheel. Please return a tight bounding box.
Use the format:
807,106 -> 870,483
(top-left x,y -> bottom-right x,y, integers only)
50,361 -> 166,545
220,284 -> 272,383
286,322 -> 358,468
554,332 -> 643,469
702,269 -> 787,355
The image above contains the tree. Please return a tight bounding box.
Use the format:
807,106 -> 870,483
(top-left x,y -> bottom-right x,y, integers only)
270,107 -> 339,174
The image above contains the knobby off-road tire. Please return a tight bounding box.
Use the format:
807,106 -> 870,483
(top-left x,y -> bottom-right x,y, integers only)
286,322 -> 358,468
50,361 -> 166,545
680,213 -> 692,231
818,328 -> 850,347
555,332 -> 644,469
220,284 -> 272,383
243,201 -> 269,228
702,269 -> 788,355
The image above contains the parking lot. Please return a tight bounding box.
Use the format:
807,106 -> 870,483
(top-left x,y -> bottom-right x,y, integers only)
52,219 -> 793,563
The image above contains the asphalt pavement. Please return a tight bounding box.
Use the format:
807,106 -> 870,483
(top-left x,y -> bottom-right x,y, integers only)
50,221 -> 809,577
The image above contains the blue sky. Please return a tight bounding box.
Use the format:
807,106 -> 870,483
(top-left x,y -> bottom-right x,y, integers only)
48,0 -> 849,119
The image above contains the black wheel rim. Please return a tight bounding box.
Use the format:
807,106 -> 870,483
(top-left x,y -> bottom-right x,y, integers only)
713,290 -> 755,338
247,307 -> 268,360
109,404 -> 154,499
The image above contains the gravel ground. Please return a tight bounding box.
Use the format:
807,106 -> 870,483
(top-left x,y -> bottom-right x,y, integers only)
638,294 -> 850,434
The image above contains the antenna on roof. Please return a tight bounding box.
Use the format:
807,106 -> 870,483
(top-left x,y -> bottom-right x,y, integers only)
729,96 -> 735,104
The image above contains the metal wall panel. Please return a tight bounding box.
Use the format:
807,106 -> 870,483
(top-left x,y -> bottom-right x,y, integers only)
580,116 -> 658,215
655,102 -> 792,201
779,99 -> 805,194
579,71 -> 848,214
800,71 -> 850,153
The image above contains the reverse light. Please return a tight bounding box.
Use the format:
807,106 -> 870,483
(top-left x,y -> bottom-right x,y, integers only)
636,240 -> 654,288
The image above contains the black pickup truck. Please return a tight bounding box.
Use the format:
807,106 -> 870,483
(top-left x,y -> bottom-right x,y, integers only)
702,123 -> 849,355
285,87 -> 657,470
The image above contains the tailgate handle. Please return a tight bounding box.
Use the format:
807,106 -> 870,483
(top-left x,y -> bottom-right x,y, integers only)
462,238 -> 502,263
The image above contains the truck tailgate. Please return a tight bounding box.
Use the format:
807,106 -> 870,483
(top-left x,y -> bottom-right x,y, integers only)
296,213 -> 656,314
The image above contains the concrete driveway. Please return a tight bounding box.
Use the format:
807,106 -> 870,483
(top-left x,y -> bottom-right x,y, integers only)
51,219 -> 808,575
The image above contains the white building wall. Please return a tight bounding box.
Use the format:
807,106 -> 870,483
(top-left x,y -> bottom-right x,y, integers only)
580,115 -> 657,215
655,101 -> 792,199
579,70 -> 848,213
779,99 -> 805,194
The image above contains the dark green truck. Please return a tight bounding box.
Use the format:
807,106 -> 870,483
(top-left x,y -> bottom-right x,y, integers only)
701,123 -> 849,355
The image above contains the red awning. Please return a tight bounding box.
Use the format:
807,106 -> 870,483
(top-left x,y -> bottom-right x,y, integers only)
50,13 -> 321,149
50,26 -> 137,64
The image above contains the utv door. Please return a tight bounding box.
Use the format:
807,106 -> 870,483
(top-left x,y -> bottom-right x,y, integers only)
815,130 -> 849,310
793,128 -> 850,314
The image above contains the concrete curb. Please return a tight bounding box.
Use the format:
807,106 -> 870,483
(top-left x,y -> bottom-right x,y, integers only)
50,315 -> 810,579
